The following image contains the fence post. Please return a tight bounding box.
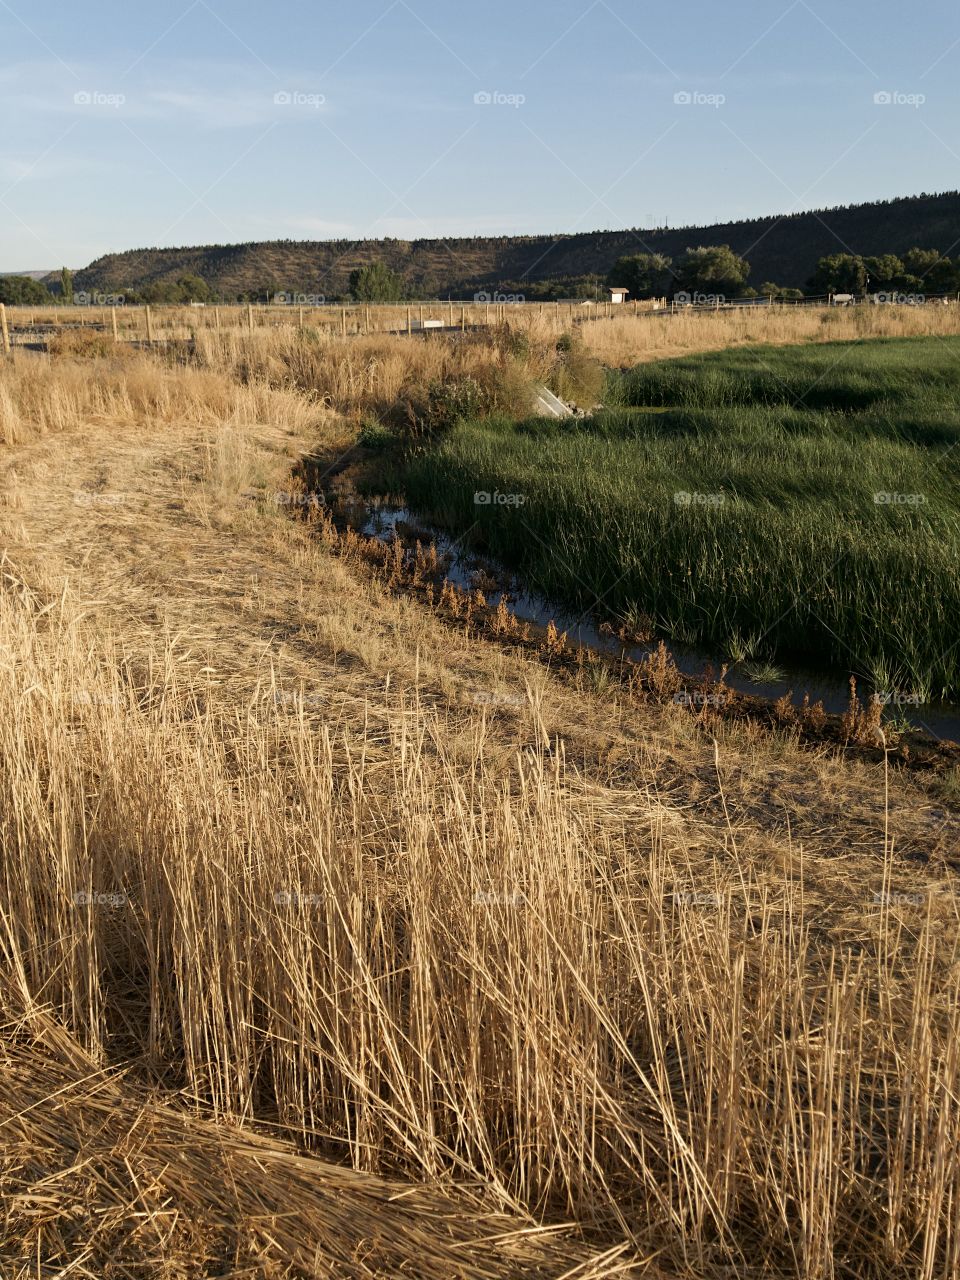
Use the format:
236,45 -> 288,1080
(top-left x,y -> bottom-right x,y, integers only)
340,307 -> 346,337
247,304 -> 254,332
419,305 -> 424,329
0,304 -> 9,356
215,306 -> 221,331
406,306 -> 412,335
111,307 -> 119,343
460,305 -> 466,332
299,305 -> 304,330
448,300 -> 454,325
145,306 -> 154,343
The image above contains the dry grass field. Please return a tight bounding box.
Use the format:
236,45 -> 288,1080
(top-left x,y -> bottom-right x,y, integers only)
2,312 -> 960,1278
582,299 -> 960,365
6,293 -> 960,360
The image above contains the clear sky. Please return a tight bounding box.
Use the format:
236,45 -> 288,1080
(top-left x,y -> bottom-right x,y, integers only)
2,0 -> 959,269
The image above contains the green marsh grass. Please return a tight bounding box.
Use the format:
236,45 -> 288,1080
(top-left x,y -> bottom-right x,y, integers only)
389,337 -> 960,698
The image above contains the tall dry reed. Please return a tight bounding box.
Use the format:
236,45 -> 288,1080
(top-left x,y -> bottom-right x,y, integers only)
190,325 -> 559,419
0,349 -> 322,444
1,573 -> 959,1277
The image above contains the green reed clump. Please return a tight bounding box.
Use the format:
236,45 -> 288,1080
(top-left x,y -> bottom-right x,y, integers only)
610,333 -> 960,413
394,336 -> 960,698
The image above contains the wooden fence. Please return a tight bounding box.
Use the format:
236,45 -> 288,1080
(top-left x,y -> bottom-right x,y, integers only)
3,294 -> 955,355
0,298 -> 668,352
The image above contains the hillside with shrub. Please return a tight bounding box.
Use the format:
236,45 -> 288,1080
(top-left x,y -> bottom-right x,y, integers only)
67,190 -> 960,301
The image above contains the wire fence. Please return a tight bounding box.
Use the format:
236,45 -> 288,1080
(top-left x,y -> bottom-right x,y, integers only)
1,292 -> 958,353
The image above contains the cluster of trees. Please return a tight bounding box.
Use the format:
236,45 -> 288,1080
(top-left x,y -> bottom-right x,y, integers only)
606,246 -> 754,300
0,269 -> 212,307
807,249 -> 960,296
1,267 -> 76,305
122,274 -> 212,304
0,275 -> 54,305
605,245 -> 960,302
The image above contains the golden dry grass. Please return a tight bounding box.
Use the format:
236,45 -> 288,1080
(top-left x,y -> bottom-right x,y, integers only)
0,348 -> 319,445
9,296 -> 960,367
1,343 -> 960,1278
2,299 -> 660,344
2,1007 -> 620,1279
189,323 -> 559,421
579,301 -> 960,366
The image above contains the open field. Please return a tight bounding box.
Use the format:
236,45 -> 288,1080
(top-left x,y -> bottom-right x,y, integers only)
2,322 -> 960,1277
388,336 -> 960,700
0,298 -> 660,348
4,296 -> 960,360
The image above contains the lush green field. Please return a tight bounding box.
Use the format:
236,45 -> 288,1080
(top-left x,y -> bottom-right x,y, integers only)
387,337 -> 960,700
612,335 -> 960,416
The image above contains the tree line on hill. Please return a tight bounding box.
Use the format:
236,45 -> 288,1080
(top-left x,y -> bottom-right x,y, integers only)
4,245 -> 960,309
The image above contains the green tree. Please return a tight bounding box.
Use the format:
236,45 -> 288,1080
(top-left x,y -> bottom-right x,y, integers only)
675,245 -> 750,297
141,281 -> 177,304
759,281 -> 781,298
0,275 -> 53,305
60,267 -> 73,304
139,275 -> 211,305
606,253 -> 673,300
349,261 -> 405,302
901,248 -> 957,293
808,254 -> 867,296
864,255 -> 904,292
174,274 -> 211,303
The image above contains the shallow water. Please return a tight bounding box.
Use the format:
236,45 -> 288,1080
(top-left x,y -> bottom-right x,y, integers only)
359,499 -> 960,745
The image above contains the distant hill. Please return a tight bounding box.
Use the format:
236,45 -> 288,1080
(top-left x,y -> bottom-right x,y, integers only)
0,270 -> 58,281
75,191 -> 960,300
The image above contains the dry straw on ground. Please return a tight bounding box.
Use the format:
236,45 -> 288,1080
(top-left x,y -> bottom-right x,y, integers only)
2,1006 -> 625,1278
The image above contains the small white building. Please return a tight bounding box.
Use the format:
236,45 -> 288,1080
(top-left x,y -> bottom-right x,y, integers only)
608,286 -> 629,304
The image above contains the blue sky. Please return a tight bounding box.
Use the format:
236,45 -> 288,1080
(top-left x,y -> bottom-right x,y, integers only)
2,0 -> 959,269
